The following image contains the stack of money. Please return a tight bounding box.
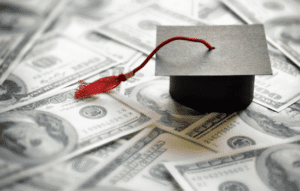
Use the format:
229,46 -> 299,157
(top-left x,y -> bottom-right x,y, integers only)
0,0 -> 300,190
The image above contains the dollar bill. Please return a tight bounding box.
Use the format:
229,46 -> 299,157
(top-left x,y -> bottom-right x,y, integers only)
164,138 -> 300,191
0,0 -> 71,84
0,34 -> 121,113
0,85 -> 160,188
75,127 -> 216,191
184,101 -> 300,153
222,0 -> 300,68
96,3 -> 207,54
1,140 -> 127,191
254,45 -> 300,111
193,0 -> 244,25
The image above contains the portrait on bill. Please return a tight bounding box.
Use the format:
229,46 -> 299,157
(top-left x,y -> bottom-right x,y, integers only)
256,144 -> 300,191
0,110 -> 76,164
128,79 -> 206,132
0,74 -> 27,106
239,101 -> 300,138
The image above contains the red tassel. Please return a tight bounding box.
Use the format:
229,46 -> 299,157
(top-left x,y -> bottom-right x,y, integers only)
75,74 -> 124,98
75,36 -> 214,99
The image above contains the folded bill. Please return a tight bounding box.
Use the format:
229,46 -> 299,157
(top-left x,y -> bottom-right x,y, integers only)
0,0 -> 71,84
222,0 -> 300,69
76,127 -> 216,191
164,138 -> 300,191
0,86 -> 160,188
0,34 -> 121,113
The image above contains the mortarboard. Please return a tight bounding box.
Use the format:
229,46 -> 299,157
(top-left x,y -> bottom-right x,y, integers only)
155,25 -> 272,112
74,24 -> 272,113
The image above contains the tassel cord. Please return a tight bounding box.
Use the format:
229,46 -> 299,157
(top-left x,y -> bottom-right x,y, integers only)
75,36 -> 214,98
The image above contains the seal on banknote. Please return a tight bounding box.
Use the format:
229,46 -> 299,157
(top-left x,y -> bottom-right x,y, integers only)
256,144 -> 300,191
79,105 -> 107,119
239,102 -> 300,138
227,136 -> 256,149
218,181 -> 249,191
149,163 -> 172,181
0,110 -> 76,164
72,156 -> 98,173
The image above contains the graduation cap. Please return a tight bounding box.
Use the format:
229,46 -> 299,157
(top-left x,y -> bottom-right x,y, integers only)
74,24 -> 271,112
156,25 -> 272,112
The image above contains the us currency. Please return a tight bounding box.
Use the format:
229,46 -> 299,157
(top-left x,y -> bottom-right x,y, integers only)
183,100 -> 300,153
96,3 -> 207,55
0,0 -> 70,84
75,127 -> 216,191
193,0 -> 244,25
222,0 -> 300,69
1,140 -> 127,191
0,34 -> 121,113
0,85 -> 160,188
164,138 -> 300,191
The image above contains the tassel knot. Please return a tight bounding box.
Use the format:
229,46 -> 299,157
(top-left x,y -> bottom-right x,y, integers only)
117,74 -> 127,82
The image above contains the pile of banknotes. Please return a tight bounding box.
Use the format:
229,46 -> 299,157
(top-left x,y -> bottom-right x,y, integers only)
1,0 -> 300,190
